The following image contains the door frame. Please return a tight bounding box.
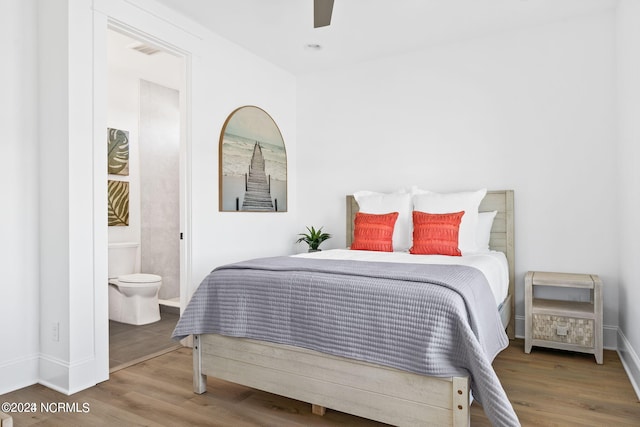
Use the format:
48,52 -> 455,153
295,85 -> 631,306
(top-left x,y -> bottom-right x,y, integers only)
92,2 -> 193,380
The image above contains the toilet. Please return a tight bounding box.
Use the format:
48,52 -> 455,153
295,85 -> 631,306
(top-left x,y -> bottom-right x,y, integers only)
108,242 -> 162,325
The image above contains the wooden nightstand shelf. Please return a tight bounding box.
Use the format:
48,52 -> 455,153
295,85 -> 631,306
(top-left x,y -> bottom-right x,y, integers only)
524,271 -> 603,364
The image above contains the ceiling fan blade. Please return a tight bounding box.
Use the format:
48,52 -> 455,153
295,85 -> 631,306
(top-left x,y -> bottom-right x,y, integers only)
314,0 -> 334,28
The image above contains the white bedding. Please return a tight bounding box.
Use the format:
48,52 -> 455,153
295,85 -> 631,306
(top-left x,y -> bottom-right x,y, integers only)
295,249 -> 509,306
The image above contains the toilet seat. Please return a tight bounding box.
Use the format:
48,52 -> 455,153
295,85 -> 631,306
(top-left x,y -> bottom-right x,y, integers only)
118,273 -> 161,284
111,273 -> 162,288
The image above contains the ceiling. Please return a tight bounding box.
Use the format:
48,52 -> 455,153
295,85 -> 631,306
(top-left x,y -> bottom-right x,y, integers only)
152,0 -> 618,75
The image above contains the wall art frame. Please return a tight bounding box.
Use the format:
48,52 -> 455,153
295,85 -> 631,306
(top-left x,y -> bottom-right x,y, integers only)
107,179 -> 130,226
219,105 -> 287,212
108,127 -> 130,176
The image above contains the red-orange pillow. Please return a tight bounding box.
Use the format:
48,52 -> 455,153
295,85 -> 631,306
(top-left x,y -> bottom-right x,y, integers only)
410,211 -> 464,256
350,212 -> 399,252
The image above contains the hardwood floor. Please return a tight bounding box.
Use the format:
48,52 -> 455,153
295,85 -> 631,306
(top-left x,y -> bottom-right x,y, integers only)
471,340 -> 640,426
2,340 -> 639,426
109,310 -> 181,372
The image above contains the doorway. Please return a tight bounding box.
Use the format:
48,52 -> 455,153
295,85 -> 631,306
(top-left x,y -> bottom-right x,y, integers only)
106,28 -> 186,371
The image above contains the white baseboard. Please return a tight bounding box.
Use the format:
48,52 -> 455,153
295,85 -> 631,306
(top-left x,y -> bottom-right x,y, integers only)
515,315 -> 525,339
39,354 -> 98,395
0,354 -> 39,395
617,329 -> 640,400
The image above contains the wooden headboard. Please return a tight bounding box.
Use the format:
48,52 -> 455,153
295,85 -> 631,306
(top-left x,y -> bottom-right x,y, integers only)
346,190 -> 515,338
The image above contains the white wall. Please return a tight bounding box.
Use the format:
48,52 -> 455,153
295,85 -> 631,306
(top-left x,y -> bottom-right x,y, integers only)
186,24 -> 298,289
0,0 -> 40,394
616,0 -> 640,397
297,11 -> 619,344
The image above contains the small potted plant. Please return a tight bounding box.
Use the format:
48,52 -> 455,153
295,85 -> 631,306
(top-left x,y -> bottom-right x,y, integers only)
296,226 -> 331,252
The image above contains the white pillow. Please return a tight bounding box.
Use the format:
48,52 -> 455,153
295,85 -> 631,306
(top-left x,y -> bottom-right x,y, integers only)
476,210 -> 497,253
353,190 -> 413,251
412,188 -> 487,254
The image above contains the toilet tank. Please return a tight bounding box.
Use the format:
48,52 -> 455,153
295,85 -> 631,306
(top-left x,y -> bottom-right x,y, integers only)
108,242 -> 139,279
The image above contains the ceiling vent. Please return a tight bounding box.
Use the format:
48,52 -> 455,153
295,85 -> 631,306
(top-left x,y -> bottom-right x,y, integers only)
128,42 -> 162,56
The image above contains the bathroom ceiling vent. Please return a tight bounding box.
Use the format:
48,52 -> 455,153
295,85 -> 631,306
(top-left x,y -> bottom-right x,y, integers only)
128,42 -> 162,56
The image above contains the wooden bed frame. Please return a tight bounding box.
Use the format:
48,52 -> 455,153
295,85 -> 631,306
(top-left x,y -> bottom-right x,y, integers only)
193,190 -> 515,426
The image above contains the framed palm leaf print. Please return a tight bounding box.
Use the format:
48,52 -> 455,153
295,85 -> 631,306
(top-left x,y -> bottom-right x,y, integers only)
108,128 -> 130,176
108,180 -> 129,226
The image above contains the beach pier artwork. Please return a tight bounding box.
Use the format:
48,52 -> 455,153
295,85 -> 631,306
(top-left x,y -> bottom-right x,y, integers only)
219,106 -> 287,212
241,142 -> 274,211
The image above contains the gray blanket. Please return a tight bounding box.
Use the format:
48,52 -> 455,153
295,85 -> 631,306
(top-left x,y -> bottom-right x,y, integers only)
173,256 -> 519,426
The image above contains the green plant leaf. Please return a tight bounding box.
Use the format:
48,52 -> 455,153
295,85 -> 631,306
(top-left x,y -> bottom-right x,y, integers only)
108,180 -> 129,226
108,128 -> 130,176
295,226 -> 331,250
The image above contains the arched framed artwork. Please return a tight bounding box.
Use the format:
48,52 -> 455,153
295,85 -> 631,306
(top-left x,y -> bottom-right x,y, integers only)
219,106 -> 287,212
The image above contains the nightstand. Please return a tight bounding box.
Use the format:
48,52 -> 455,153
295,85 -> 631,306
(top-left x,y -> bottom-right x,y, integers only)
524,271 -> 603,364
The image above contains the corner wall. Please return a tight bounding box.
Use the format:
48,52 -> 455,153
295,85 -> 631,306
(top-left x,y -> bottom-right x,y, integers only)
616,0 -> 640,398
0,0 -> 40,394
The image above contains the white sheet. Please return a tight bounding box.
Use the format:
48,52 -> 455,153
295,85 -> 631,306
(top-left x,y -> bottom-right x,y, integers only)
294,249 -> 509,306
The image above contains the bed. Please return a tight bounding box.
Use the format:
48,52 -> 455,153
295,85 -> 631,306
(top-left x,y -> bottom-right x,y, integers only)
174,189 -> 516,426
